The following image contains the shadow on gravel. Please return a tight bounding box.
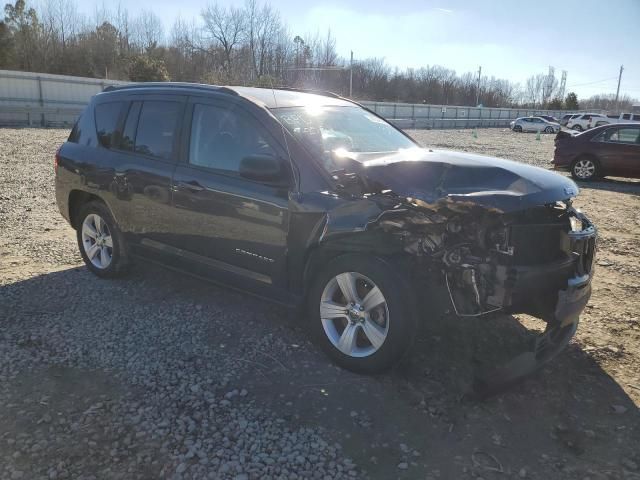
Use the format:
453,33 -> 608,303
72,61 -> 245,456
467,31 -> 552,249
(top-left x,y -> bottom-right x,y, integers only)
2,264 -> 639,479
574,176 -> 640,196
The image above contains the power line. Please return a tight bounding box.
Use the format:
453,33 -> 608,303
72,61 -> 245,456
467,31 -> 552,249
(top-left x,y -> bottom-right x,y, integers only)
566,76 -> 618,88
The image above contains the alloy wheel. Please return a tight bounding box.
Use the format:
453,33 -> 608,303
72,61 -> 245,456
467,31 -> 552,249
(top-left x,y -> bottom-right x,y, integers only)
573,159 -> 596,180
81,213 -> 113,269
319,272 -> 389,358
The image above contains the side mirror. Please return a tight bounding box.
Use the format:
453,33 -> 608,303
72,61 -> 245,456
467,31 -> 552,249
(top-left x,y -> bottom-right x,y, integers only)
239,154 -> 288,185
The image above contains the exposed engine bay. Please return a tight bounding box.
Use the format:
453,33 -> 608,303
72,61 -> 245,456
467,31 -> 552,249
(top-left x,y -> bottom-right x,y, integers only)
370,198 -> 596,320
317,155 -> 597,396
321,151 -> 597,327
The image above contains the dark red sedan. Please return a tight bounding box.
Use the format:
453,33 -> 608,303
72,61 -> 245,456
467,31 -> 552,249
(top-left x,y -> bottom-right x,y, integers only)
552,123 -> 640,180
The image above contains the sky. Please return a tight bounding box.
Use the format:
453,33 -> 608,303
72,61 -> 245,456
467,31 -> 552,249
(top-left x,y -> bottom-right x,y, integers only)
78,0 -> 640,101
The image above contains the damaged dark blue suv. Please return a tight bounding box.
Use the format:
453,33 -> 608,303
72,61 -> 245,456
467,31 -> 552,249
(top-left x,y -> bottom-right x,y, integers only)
55,83 -> 597,392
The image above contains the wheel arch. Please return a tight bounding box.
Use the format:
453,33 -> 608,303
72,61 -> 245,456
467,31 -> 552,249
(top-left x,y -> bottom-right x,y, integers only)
68,190 -> 108,229
300,240 -> 422,311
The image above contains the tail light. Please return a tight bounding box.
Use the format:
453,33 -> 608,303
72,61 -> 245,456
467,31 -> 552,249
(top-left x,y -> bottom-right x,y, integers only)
54,146 -> 61,174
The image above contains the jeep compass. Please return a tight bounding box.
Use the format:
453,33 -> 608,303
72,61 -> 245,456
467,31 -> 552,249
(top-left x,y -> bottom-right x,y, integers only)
55,83 -> 597,392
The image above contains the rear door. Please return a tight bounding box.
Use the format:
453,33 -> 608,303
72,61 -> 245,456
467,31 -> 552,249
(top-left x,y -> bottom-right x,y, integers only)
101,94 -> 186,244
531,117 -> 545,131
167,97 -> 293,292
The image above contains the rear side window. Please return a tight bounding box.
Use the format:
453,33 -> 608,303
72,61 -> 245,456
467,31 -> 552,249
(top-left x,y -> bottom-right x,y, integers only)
133,101 -> 182,160
600,127 -> 640,143
188,103 -> 278,173
622,114 -> 631,120
95,101 -> 124,148
615,128 -> 640,143
633,115 -> 640,121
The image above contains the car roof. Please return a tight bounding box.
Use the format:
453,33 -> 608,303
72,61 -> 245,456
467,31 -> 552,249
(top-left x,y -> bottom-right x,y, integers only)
101,82 -> 354,109
228,86 -> 354,108
583,123 -> 639,134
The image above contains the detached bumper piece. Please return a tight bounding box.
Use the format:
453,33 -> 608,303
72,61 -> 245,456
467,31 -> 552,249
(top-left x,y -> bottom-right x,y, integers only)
472,211 -> 597,398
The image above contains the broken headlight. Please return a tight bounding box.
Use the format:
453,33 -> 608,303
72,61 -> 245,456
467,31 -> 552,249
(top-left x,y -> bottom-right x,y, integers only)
569,215 -> 583,232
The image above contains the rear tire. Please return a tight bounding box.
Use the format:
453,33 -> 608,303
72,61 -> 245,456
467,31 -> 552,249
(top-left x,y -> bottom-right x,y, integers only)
570,156 -> 600,181
76,201 -> 130,278
308,254 -> 417,374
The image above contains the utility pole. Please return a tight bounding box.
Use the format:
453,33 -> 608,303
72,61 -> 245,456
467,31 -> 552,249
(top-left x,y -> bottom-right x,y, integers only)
349,51 -> 353,98
475,66 -> 482,106
614,64 -> 624,107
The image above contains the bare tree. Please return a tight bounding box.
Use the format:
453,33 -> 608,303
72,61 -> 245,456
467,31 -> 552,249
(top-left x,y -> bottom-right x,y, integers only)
114,3 -> 131,54
201,3 -> 245,78
245,0 -> 281,79
133,10 -> 164,53
318,29 -> 337,67
525,74 -> 546,107
5,0 -> 635,108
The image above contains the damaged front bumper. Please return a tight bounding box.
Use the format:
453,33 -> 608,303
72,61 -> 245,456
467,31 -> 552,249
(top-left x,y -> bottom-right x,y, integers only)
471,209 -> 597,397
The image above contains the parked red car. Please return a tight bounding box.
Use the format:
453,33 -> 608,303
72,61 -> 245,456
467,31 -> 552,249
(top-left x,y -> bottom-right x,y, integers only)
552,123 -> 640,180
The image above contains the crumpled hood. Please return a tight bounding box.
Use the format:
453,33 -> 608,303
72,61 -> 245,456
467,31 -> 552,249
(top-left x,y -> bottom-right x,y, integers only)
357,148 -> 579,213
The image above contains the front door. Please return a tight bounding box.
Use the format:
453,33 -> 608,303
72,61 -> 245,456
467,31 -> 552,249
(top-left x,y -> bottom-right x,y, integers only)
595,126 -> 640,176
168,98 -> 292,291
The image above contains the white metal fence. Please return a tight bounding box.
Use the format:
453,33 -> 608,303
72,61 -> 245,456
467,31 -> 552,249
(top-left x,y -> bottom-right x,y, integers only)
1,69 -> 584,129
359,101 -> 581,129
0,70 -> 125,127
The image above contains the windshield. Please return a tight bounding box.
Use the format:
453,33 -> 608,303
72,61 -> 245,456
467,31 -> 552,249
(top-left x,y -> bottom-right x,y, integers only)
272,105 -> 417,172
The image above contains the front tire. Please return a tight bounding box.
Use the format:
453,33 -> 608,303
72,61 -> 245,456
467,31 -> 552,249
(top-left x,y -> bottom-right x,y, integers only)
76,201 -> 130,278
308,254 -> 417,374
572,125 -> 583,132
571,157 -> 600,181
513,125 -> 522,132
544,126 -> 554,133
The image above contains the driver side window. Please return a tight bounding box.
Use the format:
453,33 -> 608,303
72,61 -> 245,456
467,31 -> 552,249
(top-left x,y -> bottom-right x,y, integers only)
188,103 -> 278,173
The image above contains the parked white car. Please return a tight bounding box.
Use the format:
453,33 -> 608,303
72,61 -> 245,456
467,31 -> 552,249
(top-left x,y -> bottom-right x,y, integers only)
591,113 -> 640,127
565,113 -> 607,131
510,116 -> 560,133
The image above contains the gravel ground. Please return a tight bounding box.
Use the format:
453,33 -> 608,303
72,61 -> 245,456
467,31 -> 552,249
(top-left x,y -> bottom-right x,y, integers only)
1,127 -> 639,480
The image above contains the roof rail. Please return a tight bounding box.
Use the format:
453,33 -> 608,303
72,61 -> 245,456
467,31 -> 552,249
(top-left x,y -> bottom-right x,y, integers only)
102,82 -> 238,96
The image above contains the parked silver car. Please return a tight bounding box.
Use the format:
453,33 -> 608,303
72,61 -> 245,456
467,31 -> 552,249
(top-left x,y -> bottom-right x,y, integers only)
510,116 -> 560,133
